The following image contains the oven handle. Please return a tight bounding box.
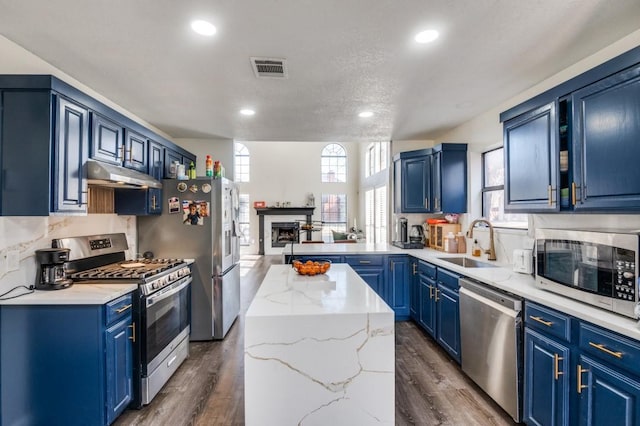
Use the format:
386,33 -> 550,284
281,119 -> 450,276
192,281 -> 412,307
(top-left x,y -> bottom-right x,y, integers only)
147,276 -> 192,307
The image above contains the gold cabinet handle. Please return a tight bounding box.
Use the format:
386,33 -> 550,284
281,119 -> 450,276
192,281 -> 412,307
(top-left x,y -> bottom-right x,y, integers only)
129,322 -> 136,343
116,303 -> 132,313
577,364 -> 588,393
529,315 -> 553,327
554,354 -> 563,380
434,288 -> 440,302
572,182 -> 577,206
589,342 -> 623,359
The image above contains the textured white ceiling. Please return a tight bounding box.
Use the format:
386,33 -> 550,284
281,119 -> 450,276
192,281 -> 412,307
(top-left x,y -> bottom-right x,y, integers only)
1,0 -> 639,143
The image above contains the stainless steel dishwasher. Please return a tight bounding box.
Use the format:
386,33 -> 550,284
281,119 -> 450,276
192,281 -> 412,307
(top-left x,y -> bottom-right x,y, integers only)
459,278 -> 523,423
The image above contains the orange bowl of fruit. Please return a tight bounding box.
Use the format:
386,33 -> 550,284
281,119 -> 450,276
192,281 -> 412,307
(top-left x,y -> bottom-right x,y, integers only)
292,259 -> 331,276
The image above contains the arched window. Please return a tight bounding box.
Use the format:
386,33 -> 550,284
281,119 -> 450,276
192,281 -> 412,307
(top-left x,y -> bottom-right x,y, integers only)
234,142 -> 250,182
321,143 -> 346,183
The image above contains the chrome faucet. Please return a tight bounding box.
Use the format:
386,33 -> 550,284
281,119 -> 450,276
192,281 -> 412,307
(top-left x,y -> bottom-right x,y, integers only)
466,218 -> 497,261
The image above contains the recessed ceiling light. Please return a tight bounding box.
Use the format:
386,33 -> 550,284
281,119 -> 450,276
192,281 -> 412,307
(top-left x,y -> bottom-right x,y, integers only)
414,29 -> 439,44
191,20 -> 217,36
240,109 -> 255,116
358,111 -> 374,118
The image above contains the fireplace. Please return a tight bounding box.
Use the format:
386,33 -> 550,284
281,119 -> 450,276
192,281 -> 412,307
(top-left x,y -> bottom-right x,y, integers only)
271,222 -> 299,247
255,206 -> 315,255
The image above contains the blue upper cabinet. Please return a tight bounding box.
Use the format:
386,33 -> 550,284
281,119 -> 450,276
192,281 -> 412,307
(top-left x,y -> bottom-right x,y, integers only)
0,89 -> 89,215
0,75 -> 195,216
123,128 -> 148,173
54,96 -> 90,214
91,112 -> 123,165
504,102 -> 559,212
502,45 -> 640,213
90,112 -> 148,173
571,63 -> 640,211
432,143 -> 467,213
393,144 -> 467,214
394,149 -> 432,213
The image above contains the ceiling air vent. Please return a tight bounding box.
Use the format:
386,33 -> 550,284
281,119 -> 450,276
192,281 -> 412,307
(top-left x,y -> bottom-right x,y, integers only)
251,57 -> 288,78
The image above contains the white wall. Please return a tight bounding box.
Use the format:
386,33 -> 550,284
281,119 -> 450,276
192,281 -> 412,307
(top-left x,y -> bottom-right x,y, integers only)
236,141 -> 360,254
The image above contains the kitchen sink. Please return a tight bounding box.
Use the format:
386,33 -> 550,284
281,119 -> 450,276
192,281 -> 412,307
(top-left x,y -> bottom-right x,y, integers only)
437,257 -> 498,268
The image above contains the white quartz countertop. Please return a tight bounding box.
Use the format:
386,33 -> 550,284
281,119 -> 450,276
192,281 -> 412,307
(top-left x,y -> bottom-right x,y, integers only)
284,243 -> 640,340
246,264 -> 393,318
0,283 -> 138,305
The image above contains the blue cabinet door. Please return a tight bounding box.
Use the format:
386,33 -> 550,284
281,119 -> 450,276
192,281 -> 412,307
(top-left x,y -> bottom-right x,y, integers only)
147,140 -> 164,214
54,96 -> 89,214
105,318 -> 133,425
402,154 -> 431,212
435,284 -> 460,363
432,144 -> 468,213
90,112 -> 123,165
124,128 -> 148,172
352,266 -> 385,297
504,102 -> 559,212
572,64 -> 640,211
409,259 -> 419,321
523,328 -> 570,426
419,275 -> 436,337
578,355 -> 640,426
388,255 -> 410,319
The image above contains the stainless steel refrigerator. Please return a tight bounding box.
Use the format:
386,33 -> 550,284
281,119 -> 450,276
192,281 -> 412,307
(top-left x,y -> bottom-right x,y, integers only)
137,177 -> 241,340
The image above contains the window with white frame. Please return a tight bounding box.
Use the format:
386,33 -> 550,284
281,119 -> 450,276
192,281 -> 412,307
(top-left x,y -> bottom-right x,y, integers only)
482,147 -> 527,228
321,193 -> 347,232
238,194 -> 250,246
321,143 -> 346,182
234,142 -> 250,183
365,142 -> 388,177
365,186 -> 387,243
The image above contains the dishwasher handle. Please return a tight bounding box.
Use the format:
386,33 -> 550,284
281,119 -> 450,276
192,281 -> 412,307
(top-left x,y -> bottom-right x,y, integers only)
459,278 -> 522,312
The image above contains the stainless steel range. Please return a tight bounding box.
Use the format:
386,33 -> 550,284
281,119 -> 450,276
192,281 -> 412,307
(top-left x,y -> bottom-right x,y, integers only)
53,233 -> 192,407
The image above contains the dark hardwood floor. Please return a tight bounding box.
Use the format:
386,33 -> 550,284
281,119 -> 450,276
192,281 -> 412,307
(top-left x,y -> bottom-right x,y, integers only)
115,255 -> 518,426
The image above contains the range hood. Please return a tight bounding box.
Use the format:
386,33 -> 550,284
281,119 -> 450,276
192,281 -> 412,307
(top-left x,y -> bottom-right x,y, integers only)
86,160 -> 162,189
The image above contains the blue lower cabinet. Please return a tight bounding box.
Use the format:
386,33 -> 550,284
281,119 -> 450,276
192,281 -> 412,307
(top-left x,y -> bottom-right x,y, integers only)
409,259 -> 419,320
578,355 -> 640,426
388,255 -> 410,319
352,265 -> 385,296
0,293 -> 134,425
435,284 -> 460,362
106,318 -> 134,424
419,274 -> 436,337
524,328 -> 570,426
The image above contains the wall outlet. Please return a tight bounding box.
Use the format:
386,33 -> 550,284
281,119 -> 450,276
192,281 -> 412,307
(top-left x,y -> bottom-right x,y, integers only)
6,250 -> 20,271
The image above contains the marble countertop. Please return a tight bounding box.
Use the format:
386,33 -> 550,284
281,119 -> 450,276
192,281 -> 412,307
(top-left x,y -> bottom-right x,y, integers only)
283,243 -> 640,340
246,264 -> 393,318
0,283 -> 138,305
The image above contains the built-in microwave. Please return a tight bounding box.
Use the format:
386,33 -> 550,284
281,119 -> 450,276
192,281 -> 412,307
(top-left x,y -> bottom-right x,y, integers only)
535,228 -> 639,319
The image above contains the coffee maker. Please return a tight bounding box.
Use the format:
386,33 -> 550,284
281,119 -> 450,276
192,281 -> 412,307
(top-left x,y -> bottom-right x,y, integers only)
35,248 -> 73,290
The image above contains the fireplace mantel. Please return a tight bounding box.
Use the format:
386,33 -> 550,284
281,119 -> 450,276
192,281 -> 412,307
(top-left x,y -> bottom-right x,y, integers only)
255,207 -> 315,255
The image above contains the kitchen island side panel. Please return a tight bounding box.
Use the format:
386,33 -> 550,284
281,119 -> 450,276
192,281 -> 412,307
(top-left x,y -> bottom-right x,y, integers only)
244,264 -> 394,425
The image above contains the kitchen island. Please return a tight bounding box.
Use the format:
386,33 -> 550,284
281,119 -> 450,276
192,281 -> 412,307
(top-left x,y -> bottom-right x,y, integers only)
244,264 -> 395,425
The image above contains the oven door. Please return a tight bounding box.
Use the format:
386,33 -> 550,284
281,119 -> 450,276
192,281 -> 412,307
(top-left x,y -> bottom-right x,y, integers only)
143,275 -> 191,374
